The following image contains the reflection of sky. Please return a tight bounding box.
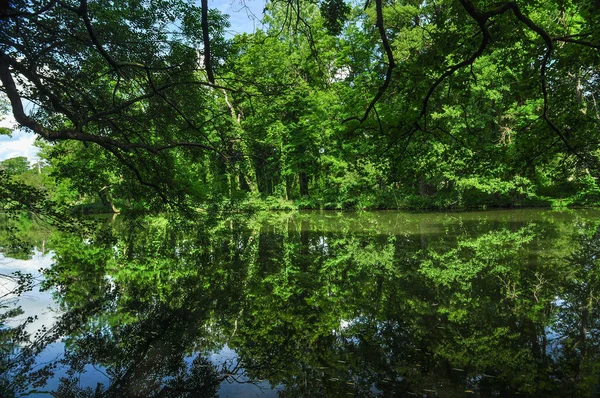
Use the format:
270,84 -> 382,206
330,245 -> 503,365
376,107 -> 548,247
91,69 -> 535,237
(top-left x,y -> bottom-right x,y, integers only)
0,250 -> 84,397
0,250 -> 57,336
1,251 -> 111,395
0,0 -> 266,163
1,248 -> 280,396
211,345 -> 283,397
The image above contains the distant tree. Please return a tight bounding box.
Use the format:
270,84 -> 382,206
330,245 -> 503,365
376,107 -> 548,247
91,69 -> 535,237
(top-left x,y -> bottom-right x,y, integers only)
0,156 -> 29,175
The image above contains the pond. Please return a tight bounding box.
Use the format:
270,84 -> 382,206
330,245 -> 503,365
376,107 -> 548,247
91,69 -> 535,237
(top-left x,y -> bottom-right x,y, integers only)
1,209 -> 600,397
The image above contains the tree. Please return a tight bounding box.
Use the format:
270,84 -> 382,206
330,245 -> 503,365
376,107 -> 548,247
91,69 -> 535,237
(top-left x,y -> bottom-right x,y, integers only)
0,157 -> 29,175
0,0 -> 231,206
1,0 -> 599,209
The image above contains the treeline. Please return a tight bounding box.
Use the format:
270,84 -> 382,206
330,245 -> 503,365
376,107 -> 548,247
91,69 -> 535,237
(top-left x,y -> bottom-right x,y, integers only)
1,0 -> 599,211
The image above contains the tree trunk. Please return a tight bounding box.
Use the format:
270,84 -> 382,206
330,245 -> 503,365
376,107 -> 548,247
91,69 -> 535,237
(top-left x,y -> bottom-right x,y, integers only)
201,0 -> 214,83
239,173 -> 251,191
285,176 -> 293,200
99,186 -> 120,213
299,171 -> 309,197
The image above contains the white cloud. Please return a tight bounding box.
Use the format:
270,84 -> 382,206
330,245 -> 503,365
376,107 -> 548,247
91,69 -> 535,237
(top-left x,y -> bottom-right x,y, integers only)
0,130 -> 39,162
0,111 -> 16,129
1,94 -> 39,163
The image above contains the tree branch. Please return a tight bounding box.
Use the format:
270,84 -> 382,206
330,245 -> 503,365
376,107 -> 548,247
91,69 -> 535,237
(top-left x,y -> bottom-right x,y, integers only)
553,36 -> 600,49
343,0 -> 395,124
0,51 -> 79,124
70,0 -> 122,74
0,54 -> 218,156
0,0 -> 57,18
506,2 -> 574,152
421,0 -> 575,153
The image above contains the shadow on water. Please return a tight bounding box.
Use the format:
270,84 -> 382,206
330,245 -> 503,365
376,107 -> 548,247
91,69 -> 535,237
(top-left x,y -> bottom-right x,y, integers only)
2,209 -> 600,397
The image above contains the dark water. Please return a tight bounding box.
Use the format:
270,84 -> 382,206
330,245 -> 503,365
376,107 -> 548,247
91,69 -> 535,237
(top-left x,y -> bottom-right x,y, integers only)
2,209 -> 600,397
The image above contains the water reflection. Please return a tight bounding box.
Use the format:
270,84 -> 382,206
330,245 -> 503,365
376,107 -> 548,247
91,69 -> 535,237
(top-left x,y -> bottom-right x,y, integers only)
2,210 -> 600,396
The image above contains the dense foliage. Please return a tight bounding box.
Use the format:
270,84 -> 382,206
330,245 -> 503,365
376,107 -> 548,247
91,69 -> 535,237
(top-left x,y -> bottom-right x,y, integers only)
3,2 -> 600,395
1,0 -> 599,210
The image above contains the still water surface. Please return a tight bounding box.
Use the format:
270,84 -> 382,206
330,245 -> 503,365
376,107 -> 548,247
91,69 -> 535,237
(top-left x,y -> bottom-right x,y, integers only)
2,209 -> 600,397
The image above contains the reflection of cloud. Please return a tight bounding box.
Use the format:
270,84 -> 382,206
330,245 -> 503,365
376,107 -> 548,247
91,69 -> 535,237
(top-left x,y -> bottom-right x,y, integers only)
0,277 -> 19,300
0,130 -> 38,162
0,251 -> 52,274
1,251 -> 58,338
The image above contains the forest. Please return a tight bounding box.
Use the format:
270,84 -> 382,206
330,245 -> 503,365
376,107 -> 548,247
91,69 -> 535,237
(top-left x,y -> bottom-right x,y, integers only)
3,1 -> 600,395
1,0 -> 600,212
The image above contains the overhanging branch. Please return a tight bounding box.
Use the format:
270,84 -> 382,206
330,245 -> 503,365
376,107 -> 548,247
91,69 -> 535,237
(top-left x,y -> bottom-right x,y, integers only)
0,53 -> 218,156
421,0 -> 575,153
343,0 -> 395,124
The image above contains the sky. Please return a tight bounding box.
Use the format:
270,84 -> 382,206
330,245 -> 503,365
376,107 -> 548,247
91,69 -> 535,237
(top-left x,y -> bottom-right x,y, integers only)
0,0 -> 266,164
217,0 -> 265,36
0,102 -> 38,162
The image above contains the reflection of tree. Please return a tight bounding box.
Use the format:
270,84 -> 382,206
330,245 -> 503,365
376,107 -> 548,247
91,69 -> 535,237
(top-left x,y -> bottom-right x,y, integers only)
36,216 -> 252,397
4,211 -> 600,396
0,272 -> 38,398
231,213 -> 600,396
54,355 -> 221,398
551,226 -> 600,396
0,213 -> 52,259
